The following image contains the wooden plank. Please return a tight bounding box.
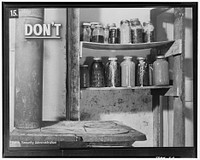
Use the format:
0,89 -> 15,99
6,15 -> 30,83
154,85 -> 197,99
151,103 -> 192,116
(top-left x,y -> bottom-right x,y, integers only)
81,40 -> 174,51
165,39 -> 182,57
82,85 -> 172,91
152,94 -> 162,147
173,8 -> 185,147
161,96 -> 169,147
67,8 -> 80,120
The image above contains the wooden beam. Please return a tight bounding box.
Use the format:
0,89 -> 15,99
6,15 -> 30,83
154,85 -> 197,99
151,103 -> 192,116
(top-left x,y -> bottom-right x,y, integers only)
173,7 -> 185,147
67,8 -> 80,121
165,39 -> 182,57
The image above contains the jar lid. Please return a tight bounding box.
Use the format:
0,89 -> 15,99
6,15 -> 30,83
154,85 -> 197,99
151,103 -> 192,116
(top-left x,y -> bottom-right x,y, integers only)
83,22 -> 91,26
110,26 -> 117,30
156,55 -> 165,59
120,20 -> 129,24
124,56 -> 132,59
93,57 -> 102,60
90,22 -> 100,25
137,57 -> 145,60
95,24 -> 103,28
81,64 -> 88,67
130,18 -> 139,22
108,57 -> 117,60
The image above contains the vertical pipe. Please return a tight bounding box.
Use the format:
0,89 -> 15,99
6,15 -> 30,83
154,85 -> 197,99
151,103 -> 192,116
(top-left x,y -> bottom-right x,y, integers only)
14,9 -> 44,129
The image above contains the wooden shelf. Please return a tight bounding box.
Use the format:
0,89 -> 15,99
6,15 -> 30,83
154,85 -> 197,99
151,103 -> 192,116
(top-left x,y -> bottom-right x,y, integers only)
81,85 -> 173,91
80,40 -> 175,51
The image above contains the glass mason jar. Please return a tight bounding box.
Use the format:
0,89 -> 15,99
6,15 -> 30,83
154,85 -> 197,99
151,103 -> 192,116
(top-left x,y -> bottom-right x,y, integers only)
130,18 -> 143,43
80,65 -> 90,88
92,24 -> 104,43
103,25 -> 110,44
120,20 -> 131,44
136,57 -> 149,86
143,21 -> 154,43
120,56 -> 135,87
82,22 -> 91,42
90,57 -> 105,87
153,56 -> 169,86
105,57 -> 121,87
109,26 -> 118,44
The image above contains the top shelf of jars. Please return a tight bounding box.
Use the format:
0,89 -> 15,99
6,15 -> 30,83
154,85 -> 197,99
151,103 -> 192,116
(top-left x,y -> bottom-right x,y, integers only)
80,40 -> 175,50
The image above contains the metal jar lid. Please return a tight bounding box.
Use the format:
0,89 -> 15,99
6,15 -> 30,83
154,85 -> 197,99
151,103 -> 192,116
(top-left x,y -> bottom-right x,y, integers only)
137,57 -> 145,60
124,56 -> 132,59
108,57 -> 117,61
93,57 -> 102,60
83,22 -> 91,26
156,55 -> 165,59
81,64 -> 89,67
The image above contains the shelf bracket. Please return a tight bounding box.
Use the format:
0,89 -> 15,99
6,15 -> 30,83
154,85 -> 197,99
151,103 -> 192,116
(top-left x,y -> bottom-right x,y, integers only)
164,39 -> 182,57
79,42 -> 83,58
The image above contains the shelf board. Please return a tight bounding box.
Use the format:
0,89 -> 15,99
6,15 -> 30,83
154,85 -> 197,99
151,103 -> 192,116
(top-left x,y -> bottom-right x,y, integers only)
81,85 -> 173,91
81,40 -> 175,50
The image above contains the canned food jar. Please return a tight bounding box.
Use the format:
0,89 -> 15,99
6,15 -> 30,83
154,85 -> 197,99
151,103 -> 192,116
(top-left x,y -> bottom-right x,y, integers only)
90,57 -> 105,87
92,24 -> 104,43
130,18 -> 143,43
120,56 -> 135,87
82,22 -> 91,42
136,57 -> 149,86
103,25 -> 110,43
90,22 -> 100,41
153,56 -> 169,86
109,26 -> 118,44
105,57 -> 121,87
143,22 -> 154,43
120,20 -> 131,44
80,65 -> 90,88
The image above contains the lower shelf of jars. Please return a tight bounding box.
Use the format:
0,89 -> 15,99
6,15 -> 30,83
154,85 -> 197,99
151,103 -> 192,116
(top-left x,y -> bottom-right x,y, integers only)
81,85 -> 173,90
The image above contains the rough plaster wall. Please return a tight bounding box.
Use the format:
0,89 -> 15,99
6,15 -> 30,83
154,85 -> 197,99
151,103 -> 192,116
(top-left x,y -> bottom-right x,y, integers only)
80,90 -> 153,147
80,8 -> 153,147
42,9 -> 66,121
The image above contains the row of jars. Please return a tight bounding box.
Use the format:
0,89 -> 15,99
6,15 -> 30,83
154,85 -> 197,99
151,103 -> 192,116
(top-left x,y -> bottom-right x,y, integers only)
81,19 -> 154,44
80,56 -> 169,88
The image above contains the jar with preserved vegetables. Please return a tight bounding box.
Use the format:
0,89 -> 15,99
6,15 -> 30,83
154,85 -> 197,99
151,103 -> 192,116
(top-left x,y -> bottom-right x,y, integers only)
153,56 -> 169,86
109,26 -> 118,44
92,24 -> 104,43
90,57 -> 105,87
120,56 -> 135,87
105,57 -> 121,87
130,18 -> 143,43
120,20 -> 131,44
104,25 -> 110,44
143,22 -> 154,43
136,57 -> 149,86
80,65 -> 90,88
82,23 -> 91,42
90,22 -> 100,41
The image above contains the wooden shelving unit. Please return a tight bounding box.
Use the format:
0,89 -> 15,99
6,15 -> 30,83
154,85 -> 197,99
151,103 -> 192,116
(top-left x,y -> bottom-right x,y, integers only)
81,85 -> 173,91
68,8 -> 185,147
80,40 -> 174,50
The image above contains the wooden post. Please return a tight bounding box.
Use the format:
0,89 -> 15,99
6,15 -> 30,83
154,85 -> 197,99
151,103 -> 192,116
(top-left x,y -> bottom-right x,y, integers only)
173,8 -> 185,147
14,9 -> 44,129
67,8 -> 80,120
